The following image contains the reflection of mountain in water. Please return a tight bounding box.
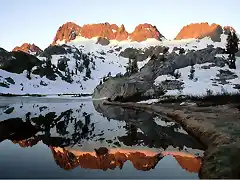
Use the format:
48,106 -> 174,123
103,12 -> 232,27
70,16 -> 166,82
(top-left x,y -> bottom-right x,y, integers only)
11,139 -> 201,173
0,99 -> 203,174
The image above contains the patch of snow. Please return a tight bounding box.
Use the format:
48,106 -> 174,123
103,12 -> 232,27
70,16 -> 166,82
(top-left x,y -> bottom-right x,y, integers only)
137,99 -> 159,104
154,75 -> 176,85
56,39 -> 66,45
180,102 -> 197,106
137,57 -> 151,69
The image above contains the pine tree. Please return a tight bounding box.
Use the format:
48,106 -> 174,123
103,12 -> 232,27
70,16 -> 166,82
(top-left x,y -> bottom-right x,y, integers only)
26,68 -> 31,80
75,60 -> 78,75
125,58 -> 131,76
226,31 -> 239,69
125,56 -> 138,76
188,65 -> 195,80
232,32 -> 239,54
78,63 -> 84,73
66,68 -> 73,83
131,58 -> 138,74
107,72 -> 111,77
85,68 -> 91,78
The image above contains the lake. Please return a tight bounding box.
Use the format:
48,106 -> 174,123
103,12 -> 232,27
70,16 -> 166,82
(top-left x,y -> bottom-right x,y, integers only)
0,97 -> 204,179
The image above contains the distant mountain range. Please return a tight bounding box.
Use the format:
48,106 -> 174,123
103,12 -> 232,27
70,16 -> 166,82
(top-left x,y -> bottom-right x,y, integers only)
11,22 -> 236,54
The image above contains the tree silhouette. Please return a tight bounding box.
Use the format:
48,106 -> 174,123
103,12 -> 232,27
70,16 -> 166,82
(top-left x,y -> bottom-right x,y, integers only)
126,56 -> 138,76
226,31 -> 239,69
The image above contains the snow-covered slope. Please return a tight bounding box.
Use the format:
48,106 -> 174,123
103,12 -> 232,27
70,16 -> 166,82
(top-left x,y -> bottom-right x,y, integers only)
0,43 -> 129,95
154,55 -> 240,96
0,33 -> 239,96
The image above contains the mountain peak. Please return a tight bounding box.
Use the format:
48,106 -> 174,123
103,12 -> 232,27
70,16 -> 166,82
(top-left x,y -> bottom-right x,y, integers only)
175,22 -> 236,42
52,22 -> 81,45
130,23 -> 164,42
52,22 -> 165,44
12,43 -> 42,55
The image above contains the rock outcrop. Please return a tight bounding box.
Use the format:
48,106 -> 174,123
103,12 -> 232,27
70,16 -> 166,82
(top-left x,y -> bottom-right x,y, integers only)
96,37 -> 110,46
12,43 -> 42,55
80,22 -> 118,40
93,46 -> 225,101
52,22 -> 164,44
115,24 -> 129,41
119,46 -> 169,61
175,22 -> 235,42
223,26 -> 236,34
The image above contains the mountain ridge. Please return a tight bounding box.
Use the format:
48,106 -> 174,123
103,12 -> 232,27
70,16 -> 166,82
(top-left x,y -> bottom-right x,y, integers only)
12,21 -> 238,55
52,22 -> 165,45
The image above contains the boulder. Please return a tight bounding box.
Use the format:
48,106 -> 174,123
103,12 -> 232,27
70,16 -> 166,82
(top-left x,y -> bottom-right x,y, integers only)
119,46 -> 169,61
96,37 -> 110,46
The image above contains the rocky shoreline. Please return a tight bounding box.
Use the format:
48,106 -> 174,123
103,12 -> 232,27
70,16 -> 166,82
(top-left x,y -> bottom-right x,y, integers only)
101,100 -> 240,178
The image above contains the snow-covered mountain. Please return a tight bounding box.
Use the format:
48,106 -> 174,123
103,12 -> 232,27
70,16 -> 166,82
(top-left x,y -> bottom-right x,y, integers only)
0,22 -> 239,96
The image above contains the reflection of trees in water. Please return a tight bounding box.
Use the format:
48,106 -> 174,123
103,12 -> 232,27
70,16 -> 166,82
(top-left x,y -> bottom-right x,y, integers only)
125,123 -> 138,144
0,104 -> 203,151
0,106 -> 96,147
117,112 -> 203,151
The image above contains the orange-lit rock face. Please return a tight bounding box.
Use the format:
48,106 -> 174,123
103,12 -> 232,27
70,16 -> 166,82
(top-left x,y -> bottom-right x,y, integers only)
12,43 -> 42,55
12,138 -> 201,174
12,138 -> 39,148
115,24 -> 129,41
223,26 -> 236,34
175,22 -> 224,41
173,155 -> 201,173
52,22 -> 163,44
49,147 -> 201,173
80,23 -> 118,40
52,22 -> 81,45
130,23 -> 164,42
50,146 -> 79,170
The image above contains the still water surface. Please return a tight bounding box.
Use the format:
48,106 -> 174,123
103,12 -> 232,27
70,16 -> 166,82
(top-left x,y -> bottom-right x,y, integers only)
0,97 -> 204,179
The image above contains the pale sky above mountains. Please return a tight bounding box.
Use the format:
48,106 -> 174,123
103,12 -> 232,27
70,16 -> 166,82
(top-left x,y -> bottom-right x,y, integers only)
0,0 -> 239,51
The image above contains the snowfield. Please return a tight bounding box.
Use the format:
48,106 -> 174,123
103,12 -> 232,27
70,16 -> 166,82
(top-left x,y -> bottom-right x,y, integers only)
0,33 -> 239,96
154,56 -> 240,96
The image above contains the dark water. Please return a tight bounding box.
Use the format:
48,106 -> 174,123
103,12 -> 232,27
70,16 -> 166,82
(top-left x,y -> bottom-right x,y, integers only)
0,97 -> 204,179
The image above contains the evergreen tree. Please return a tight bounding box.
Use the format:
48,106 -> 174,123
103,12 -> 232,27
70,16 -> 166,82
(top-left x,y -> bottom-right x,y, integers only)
85,68 -> 91,78
46,58 -> 52,68
232,32 -> 239,54
125,56 -> 138,76
78,63 -> 84,73
26,68 -> 31,80
75,60 -> 78,75
188,65 -> 195,80
83,57 -> 90,69
226,31 -> 239,69
131,58 -> 138,74
66,68 -> 73,83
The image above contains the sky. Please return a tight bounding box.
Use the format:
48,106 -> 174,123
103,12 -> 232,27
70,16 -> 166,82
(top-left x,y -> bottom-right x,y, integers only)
0,0 -> 239,51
